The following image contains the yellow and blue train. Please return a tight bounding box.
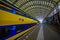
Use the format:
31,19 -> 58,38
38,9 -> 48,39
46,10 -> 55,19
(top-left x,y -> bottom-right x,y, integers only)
0,2 -> 38,40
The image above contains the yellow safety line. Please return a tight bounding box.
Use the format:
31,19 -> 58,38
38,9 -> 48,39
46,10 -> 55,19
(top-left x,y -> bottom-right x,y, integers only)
7,25 -> 37,40
0,4 -> 11,10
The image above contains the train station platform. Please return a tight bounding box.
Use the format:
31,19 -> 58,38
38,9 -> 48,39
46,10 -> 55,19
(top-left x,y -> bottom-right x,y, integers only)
37,24 -> 60,40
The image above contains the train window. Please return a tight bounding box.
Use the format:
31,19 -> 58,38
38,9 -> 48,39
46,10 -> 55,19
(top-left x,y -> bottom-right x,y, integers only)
26,24 -> 32,29
16,25 -> 24,33
0,28 -> 10,38
26,23 -> 36,29
28,23 -> 36,28
16,23 -> 36,33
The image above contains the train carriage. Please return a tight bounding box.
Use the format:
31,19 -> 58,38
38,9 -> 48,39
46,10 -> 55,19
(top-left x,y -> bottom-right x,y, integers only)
0,2 -> 38,40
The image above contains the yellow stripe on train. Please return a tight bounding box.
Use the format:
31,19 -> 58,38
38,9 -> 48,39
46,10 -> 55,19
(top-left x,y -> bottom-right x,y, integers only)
0,10 -> 38,26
